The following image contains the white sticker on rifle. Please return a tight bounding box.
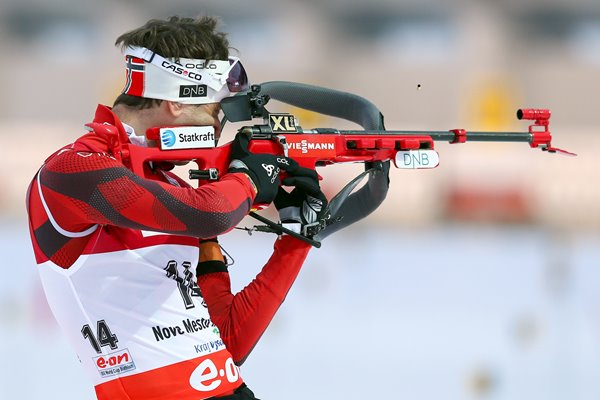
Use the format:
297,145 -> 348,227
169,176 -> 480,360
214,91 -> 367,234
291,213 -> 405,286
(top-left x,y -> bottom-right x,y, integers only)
286,138 -> 336,157
394,150 -> 439,169
159,126 -> 216,150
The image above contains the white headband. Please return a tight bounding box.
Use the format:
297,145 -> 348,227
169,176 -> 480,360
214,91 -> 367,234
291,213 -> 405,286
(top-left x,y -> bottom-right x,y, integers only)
121,46 -> 244,104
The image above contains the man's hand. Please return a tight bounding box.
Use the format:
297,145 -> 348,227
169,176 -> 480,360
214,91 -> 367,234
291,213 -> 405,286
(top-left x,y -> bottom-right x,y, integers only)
274,188 -> 327,237
229,155 -> 285,204
228,131 -> 322,205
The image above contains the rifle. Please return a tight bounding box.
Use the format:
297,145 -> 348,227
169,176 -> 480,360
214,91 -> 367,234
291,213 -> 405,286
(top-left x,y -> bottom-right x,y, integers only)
115,81 -> 574,247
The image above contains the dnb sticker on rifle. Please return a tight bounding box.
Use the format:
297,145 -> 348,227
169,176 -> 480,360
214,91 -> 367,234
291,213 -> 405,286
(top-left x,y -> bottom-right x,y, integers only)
287,137 -> 336,158
394,150 -> 440,169
269,113 -> 297,133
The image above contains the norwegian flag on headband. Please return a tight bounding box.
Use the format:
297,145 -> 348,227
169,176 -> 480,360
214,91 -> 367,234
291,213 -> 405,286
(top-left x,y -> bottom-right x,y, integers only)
123,56 -> 145,96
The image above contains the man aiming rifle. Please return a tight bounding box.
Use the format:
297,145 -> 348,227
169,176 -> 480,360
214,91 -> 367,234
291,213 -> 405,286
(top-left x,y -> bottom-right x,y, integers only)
26,11 -> 571,400
26,16 -> 333,400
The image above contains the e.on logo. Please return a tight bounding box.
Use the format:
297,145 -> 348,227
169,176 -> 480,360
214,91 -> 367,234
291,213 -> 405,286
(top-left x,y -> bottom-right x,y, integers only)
94,349 -> 136,377
189,357 -> 240,392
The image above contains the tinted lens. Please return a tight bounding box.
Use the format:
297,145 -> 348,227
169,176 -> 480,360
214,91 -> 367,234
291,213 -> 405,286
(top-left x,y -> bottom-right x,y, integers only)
226,60 -> 249,92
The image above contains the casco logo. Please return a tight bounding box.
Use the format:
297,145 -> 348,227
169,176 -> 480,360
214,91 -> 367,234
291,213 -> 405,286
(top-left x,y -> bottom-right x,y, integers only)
161,60 -> 202,81
161,130 -> 176,148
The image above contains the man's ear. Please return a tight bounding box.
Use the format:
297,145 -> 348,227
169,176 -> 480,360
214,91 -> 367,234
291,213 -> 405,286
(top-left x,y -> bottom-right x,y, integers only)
164,101 -> 185,117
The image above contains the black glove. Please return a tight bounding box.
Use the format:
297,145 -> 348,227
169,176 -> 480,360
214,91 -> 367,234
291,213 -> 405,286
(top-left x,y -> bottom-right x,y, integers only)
228,131 -> 320,205
274,187 -> 328,237
229,157 -> 281,204
228,131 -> 284,203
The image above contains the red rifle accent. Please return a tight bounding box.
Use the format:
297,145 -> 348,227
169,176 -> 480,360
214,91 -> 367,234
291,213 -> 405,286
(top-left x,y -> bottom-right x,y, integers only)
450,129 -> 467,144
517,108 -> 576,155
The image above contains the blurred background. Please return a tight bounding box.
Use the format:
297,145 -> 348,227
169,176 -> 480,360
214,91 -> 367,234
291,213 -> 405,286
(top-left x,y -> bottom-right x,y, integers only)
1,0 -> 599,399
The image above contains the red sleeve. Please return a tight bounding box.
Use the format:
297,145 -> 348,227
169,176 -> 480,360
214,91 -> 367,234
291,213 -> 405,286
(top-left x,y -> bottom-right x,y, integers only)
38,149 -> 255,238
196,236 -> 311,365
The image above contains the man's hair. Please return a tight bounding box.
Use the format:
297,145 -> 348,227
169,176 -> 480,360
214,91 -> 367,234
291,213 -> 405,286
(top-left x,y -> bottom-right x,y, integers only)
113,16 -> 230,109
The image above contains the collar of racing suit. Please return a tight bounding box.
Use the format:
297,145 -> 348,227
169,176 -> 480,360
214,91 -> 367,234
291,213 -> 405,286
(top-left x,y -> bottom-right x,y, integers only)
121,121 -> 149,147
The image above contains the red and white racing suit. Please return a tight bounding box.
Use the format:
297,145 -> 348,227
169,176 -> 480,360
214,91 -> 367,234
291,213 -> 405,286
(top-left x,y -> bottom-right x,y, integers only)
26,105 -> 311,399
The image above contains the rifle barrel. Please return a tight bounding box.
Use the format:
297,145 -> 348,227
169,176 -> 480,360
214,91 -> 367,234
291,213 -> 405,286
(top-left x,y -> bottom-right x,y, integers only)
338,130 -> 533,144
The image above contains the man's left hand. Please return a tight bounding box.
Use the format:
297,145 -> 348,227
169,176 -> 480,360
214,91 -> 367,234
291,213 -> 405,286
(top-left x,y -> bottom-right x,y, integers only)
274,188 -> 327,237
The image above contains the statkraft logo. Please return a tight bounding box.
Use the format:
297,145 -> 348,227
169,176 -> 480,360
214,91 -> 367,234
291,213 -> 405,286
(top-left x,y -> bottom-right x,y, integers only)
161,130 -> 177,148
158,126 -> 216,150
